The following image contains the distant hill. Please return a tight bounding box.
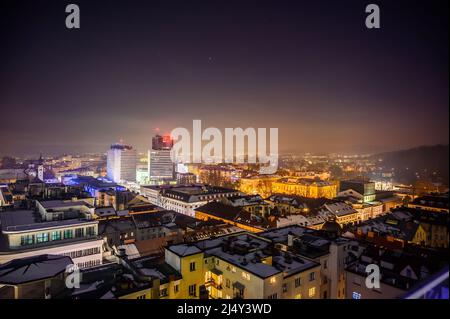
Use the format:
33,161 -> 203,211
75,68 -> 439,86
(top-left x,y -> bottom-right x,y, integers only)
373,145 -> 449,185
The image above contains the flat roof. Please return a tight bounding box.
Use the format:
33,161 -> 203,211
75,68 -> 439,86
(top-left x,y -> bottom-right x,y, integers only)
39,199 -> 93,209
0,210 -> 97,233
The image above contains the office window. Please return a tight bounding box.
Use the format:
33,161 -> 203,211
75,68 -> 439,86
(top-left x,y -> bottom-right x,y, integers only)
64,229 -> 74,239
308,287 -> 316,297
20,235 -> 34,246
36,232 -> 49,243
51,231 -> 61,241
75,228 -> 84,238
188,284 -> 196,296
189,262 -> 196,272
86,226 -> 95,236
309,272 -> 315,281
352,292 -> 361,299
295,277 -> 301,288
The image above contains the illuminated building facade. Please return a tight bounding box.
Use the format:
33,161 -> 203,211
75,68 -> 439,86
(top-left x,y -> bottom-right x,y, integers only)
165,232 -> 321,299
140,184 -> 241,217
339,180 -> 376,203
107,143 -> 137,183
271,178 -> 337,199
239,175 -> 280,198
148,135 -> 175,182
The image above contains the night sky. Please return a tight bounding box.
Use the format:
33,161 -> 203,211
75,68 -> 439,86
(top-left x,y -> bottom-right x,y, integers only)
0,0 -> 448,157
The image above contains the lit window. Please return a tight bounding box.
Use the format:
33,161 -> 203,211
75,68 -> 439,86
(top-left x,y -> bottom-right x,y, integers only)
51,231 -> 61,241
64,229 -> 73,239
188,284 -> 197,296
20,235 -> 34,246
36,233 -> 49,243
270,277 -> 276,284
352,292 -> 361,299
295,293 -> 302,299
308,287 -> 316,297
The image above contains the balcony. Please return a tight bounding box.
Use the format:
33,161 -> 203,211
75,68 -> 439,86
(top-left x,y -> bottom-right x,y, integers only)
205,278 -> 223,290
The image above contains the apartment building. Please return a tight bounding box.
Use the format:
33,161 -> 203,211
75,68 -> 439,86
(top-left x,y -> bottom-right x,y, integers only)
165,232 -> 321,299
259,225 -> 365,299
140,184 -> 241,217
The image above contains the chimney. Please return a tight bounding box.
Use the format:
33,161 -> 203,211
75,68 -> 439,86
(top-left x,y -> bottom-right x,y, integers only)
287,233 -> 294,247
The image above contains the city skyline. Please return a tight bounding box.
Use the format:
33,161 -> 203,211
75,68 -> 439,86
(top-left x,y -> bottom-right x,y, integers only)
0,0 -> 448,305
1,0 -> 449,156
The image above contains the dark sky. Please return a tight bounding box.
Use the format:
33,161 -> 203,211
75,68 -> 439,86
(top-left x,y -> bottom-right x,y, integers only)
0,0 -> 448,157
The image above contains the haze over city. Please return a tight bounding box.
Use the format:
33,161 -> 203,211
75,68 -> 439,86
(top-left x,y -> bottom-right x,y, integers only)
1,0 -> 448,157
0,0 -> 449,307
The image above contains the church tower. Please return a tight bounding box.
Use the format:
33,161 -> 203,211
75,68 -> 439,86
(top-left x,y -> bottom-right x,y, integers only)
37,153 -> 44,181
